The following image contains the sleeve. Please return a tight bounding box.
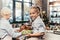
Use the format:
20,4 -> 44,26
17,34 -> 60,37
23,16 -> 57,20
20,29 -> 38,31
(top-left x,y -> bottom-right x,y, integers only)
38,22 -> 45,32
1,21 -> 22,38
38,18 -> 45,32
33,20 -> 45,33
5,25 -> 22,38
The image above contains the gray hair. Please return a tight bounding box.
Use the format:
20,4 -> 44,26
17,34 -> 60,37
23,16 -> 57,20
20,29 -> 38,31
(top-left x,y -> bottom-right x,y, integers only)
0,7 -> 11,16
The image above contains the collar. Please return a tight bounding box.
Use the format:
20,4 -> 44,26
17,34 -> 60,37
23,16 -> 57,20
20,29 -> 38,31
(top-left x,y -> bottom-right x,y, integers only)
32,16 -> 40,22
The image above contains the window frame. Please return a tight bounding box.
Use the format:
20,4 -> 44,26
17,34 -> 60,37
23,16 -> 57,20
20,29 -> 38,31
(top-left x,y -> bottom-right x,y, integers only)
12,0 -> 33,24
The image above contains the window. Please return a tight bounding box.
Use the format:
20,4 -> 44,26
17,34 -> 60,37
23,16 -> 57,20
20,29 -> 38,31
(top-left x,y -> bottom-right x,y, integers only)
2,0 -> 35,23
49,0 -> 56,2
15,2 -> 22,21
24,0 -> 30,2
14,0 -> 34,23
24,3 -> 31,21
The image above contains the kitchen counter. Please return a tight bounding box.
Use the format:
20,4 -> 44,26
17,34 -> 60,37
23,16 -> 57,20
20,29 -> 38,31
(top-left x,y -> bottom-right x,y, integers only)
45,30 -> 60,40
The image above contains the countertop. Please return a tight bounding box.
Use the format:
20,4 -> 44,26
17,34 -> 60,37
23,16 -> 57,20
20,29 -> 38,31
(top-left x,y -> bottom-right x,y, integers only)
45,30 -> 60,40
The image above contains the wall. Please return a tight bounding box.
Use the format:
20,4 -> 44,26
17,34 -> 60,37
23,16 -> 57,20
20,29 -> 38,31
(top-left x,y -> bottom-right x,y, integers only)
0,0 -> 2,19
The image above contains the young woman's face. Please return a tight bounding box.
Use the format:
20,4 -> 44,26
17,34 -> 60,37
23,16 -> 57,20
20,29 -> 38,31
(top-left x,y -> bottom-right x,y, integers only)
30,9 -> 38,20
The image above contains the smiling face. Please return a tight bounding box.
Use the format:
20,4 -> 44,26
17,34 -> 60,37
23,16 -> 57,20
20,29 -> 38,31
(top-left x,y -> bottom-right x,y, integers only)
30,8 -> 39,21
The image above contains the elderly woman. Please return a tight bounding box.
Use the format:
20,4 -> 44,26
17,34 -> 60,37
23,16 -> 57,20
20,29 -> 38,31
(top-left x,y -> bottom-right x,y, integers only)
0,7 -> 22,40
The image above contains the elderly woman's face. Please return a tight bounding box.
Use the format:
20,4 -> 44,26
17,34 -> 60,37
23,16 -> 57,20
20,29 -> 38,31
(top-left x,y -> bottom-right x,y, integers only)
3,12 -> 11,20
1,7 -> 11,20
